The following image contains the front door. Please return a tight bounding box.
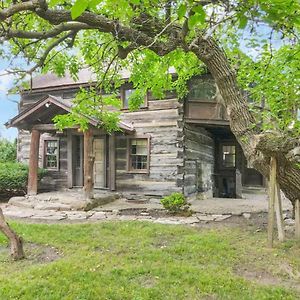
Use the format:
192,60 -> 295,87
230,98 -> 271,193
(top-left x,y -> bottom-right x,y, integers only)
93,138 -> 106,188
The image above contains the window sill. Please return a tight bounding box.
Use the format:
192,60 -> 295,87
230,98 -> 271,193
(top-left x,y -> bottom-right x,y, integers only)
121,106 -> 148,112
127,170 -> 149,174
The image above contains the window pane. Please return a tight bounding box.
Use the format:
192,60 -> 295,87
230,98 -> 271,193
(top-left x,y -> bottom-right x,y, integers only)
45,140 -> 58,169
222,145 -> 235,167
189,79 -> 216,101
130,138 -> 148,170
124,89 -> 134,108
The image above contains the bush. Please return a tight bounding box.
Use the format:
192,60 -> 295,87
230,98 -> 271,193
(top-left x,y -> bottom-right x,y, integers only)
160,192 -> 190,213
0,139 -> 17,162
0,162 -> 47,195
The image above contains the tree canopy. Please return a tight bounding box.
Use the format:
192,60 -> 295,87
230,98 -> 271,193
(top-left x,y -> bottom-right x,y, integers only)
1,0 -> 300,203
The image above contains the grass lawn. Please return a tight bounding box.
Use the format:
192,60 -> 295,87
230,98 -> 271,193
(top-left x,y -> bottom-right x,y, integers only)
0,220 -> 300,299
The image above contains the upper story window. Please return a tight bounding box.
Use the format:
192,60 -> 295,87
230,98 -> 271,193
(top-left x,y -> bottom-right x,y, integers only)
123,89 -> 135,109
121,87 -> 147,109
127,138 -> 150,173
44,139 -> 59,169
222,145 -> 236,168
188,78 -> 216,101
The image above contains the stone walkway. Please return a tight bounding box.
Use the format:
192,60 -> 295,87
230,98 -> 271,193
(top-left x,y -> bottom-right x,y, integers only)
0,188 -> 294,226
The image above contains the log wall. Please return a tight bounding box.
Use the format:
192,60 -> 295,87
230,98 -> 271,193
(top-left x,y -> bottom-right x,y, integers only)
116,98 -> 184,196
183,123 -> 215,197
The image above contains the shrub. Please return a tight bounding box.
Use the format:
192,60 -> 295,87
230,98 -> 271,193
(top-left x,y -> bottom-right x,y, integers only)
0,162 -> 47,195
160,192 -> 190,213
0,139 -> 17,162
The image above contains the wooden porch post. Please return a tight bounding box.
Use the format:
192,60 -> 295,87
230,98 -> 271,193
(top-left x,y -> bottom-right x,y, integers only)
67,130 -> 73,189
27,129 -> 40,196
83,129 -> 94,199
109,133 -> 116,191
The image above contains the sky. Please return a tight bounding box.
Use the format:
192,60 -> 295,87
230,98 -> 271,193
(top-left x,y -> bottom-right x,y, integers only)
0,65 -> 18,140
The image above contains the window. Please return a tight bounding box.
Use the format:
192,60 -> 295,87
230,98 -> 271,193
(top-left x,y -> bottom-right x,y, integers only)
128,138 -> 149,172
122,88 -> 147,109
188,78 -> 216,101
44,140 -> 59,169
123,89 -> 134,109
222,145 -> 235,168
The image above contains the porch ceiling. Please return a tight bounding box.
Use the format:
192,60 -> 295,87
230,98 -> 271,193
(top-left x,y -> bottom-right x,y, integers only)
5,95 -> 135,133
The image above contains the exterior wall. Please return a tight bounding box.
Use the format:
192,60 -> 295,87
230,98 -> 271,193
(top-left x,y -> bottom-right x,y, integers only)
17,88 -> 184,196
183,124 -> 214,198
115,98 -> 184,196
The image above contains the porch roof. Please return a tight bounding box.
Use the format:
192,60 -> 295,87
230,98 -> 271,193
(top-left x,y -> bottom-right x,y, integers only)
5,95 -> 135,133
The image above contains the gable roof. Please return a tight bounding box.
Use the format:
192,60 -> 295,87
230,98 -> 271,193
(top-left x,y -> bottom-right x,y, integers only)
5,95 -> 135,133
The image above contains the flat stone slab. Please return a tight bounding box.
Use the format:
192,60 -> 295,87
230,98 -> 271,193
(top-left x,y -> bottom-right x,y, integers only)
88,212 -> 107,220
65,212 -> 88,220
34,203 -> 72,211
213,215 -> 232,222
31,214 -> 67,221
153,218 -> 182,225
196,215 -> 216,222
3,209 -> 35,218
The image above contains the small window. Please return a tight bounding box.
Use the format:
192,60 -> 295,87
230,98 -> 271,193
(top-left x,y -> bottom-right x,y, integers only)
122,88 -> 147,109
123,89 -> 134,109
188,79 -> 216,101
128,138 -> 149,172
222,145 -> 235,168
44,140 -> 59,169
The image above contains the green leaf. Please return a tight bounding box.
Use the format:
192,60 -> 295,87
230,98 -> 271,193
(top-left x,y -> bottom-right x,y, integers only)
188,12 -> 205,29
192,5 -> 206,22
49,0 -> 61,7
238,15 -> 248,29
177,4 -> 187,20
71,0 -> 89,20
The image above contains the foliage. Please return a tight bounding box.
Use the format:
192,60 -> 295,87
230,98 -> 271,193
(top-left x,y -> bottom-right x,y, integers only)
0,162 -> 47,194
2,0 -> 298,135
0,139 -> 17,162
0,221 -> 299,299
160,192 -> 190,213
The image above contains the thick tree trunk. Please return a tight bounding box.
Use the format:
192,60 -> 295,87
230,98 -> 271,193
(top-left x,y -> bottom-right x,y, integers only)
0,208 -> 25,260
189,36 -> 300,206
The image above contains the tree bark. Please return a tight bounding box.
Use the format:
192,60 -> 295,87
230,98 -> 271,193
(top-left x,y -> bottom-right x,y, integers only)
0,208 -> 25,260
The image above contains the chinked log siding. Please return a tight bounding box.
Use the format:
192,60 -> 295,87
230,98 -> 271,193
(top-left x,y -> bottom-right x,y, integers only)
183,124 -> 215,197
115,99 -> 184,196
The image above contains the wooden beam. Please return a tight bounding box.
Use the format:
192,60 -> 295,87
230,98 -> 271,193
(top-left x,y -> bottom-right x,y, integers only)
83,129 -> 94,199
275,183 -> 285,242
67,130 -> 73,189
32,124 -> 57,131
109,133 -> 116,191
27,129 -> 40,196
268,157 -> 276,248
295,199 -> 300,239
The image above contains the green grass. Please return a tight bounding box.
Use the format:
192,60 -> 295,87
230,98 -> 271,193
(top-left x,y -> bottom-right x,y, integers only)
0,221 -> 299,300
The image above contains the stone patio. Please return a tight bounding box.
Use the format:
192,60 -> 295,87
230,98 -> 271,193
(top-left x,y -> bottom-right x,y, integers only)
0,187 -> 294,227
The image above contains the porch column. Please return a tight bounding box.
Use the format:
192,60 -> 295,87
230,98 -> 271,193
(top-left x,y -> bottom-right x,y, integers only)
67,130 -> 73,188
109,133 -> 116,191
27,129 -> 40,196
83,128 -> 94,199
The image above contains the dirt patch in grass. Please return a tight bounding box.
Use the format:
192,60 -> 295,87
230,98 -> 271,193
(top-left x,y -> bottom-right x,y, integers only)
235,266 -> 300,292
134,274 -> 158,288
0,242 -> 61,263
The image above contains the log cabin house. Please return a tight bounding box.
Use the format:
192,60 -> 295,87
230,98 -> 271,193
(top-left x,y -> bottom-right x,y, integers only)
6,69 -> 264,199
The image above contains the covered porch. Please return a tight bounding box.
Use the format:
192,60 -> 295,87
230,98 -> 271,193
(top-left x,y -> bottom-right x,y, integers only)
6,95 -> 135,198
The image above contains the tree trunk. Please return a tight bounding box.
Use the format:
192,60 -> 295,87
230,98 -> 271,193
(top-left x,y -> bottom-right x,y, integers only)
0,208 -> 25,260
189,36 -> 300,206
